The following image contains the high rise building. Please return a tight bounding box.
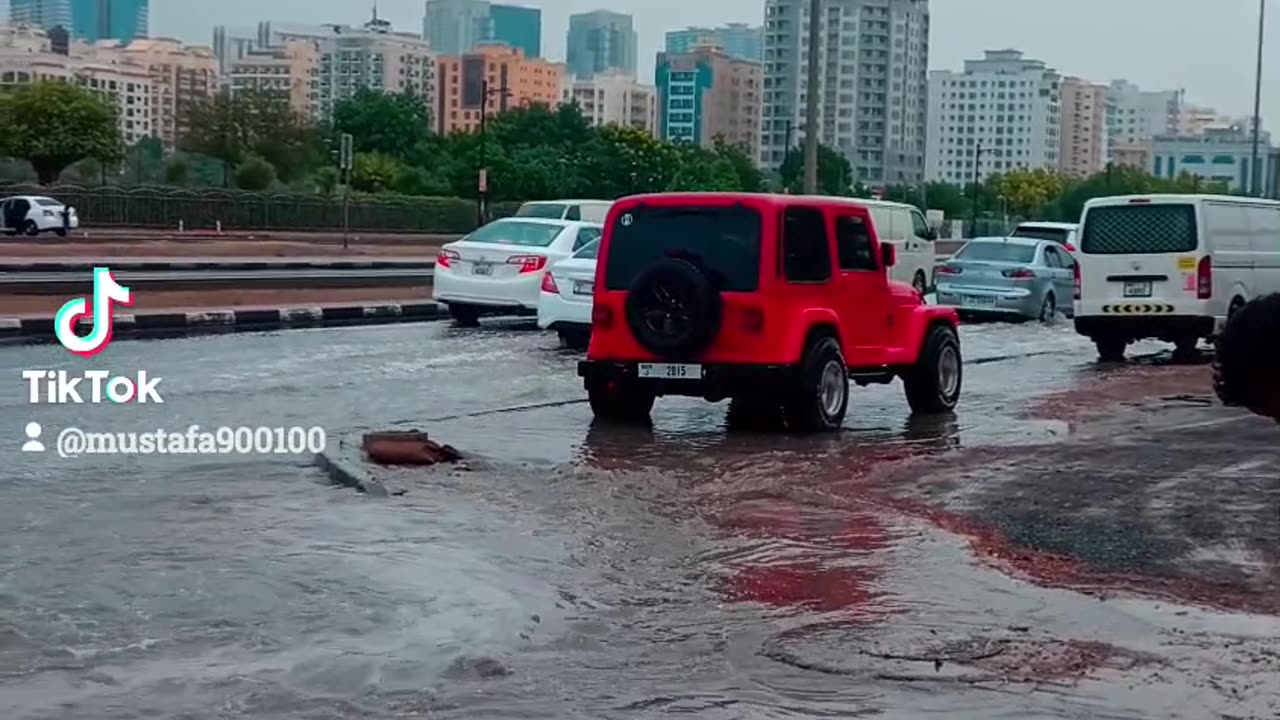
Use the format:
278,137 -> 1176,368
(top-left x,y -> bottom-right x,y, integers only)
228,38 -> 320,119
69,0 -> 148,43
488,4 -> 539,59
665,23 -> 762,62
1150,126 -> 1278,196
101,38 -> 217,149
211,24 -> 256,75
760,0 -> 930,186
655,44 -> 760,157
1104,79 -> 1181,162
9,0 -> 72,29
423,0 -> 540,58
566,10 -> 636,79
1059,76 -> 1108,177
563,69 -> 657,134
925,50 -> 1062,185
434,43 -> 564,134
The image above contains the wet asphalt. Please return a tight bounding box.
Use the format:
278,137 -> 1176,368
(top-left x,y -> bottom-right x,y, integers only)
1,318 -> 1277,719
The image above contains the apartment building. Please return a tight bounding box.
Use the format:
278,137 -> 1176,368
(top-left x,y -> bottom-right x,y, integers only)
1151,126 -> 1279,196
665,23 -> 762,61
655,43 -> 760,155
423,0 -> 541,58
0,25 -> 153,144
566,10 -> 637,78
435,42 -> 564,134
227,38 -> 319,119
564,70 -> 656,133
926,50 -> 1061,184
1105,79 -> 1181,161
760,0 -> 930,185
98,38 -> 216,149
1058,76 -> 1107,177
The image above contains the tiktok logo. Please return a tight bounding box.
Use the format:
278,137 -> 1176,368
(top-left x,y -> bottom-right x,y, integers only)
53,268 -> 132,356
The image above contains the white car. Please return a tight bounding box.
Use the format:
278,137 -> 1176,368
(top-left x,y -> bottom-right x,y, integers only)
537,238 -> 599,349
1010,221 -> 1079,252
433,217 -> 603,326
1,195 -> 79,236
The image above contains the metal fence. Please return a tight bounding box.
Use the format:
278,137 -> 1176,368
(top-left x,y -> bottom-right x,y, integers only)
0,185 -> 522,234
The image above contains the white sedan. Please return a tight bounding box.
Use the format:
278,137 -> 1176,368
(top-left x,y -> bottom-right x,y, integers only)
537,238 -> 599,349
433,217 -> 603,326
2,195 -> 79,236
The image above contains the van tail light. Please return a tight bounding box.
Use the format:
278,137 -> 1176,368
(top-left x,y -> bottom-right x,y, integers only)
1073,260 -> 1081,300
742,307 -> 764,334
1002,268 -> 1036,279
507,255 -> 547,273
592,305 -> 613,328
1197,256 -> 1212,299
937,264 -> 963,275
540,272 -> 559,294
437,249 -> 459,268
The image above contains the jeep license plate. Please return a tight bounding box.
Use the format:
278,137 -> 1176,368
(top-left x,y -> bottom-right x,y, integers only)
638,363 -> 700,380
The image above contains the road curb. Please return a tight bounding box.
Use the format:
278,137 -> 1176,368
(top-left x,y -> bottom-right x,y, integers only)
0,301 -> 445,342
0,260 -> 435,272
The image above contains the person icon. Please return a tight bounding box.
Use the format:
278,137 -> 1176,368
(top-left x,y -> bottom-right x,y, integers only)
22,422 -> 44,452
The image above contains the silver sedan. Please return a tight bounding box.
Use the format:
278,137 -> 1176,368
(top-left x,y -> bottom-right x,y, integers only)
934,237 -> 1076,322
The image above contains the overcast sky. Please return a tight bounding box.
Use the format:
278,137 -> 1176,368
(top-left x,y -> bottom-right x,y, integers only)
154,0 -> 1279,126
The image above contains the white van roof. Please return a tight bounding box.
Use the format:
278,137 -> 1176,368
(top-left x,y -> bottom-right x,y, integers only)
521,199 -> 612,206
1015,221 -> 1077,230
1084,194 -> 1280,209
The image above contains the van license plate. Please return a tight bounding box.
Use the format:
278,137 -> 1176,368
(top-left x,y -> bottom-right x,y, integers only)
638,363 -> 700,380
1123,281 -> 1152,297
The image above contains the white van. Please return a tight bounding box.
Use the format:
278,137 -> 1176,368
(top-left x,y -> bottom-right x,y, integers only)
860,199 -> 937,294
1010,221 -> 1078,251
514,200 -> 612,223
1073,194 -> 1280,361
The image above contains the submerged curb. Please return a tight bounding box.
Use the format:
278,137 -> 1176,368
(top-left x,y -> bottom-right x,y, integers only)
0,301 -> 444,342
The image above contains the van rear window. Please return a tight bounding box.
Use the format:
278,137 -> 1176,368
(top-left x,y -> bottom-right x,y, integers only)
1080,204 -> 1198,254
1011,226 -> 1069,244
515,203 -> 567,219
604,205 -> 762,291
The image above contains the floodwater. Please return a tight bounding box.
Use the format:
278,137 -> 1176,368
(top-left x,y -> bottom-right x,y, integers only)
1,320 -> 1276,719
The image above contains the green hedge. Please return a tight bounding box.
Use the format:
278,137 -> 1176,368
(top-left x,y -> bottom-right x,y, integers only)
0,184 -> 523,233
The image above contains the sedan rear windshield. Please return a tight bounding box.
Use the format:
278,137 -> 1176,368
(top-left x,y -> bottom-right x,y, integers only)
514,203 -> 567,219
955,241 -> 1037,264
464,221 -> 564,247
604,205 -> 762,292
1080,204 -> 1198,254
1010,226 -> 1069,244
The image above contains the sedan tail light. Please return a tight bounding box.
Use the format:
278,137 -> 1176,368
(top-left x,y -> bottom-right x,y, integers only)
936,264 -> 963,275
1001,268 -> 1036,279
540,272 -> 559,294
437,248 -> 459,268
1197,255 -> 1212,299
507,255 -> 547,273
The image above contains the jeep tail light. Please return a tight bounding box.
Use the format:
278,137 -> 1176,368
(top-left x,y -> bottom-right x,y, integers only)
507,255 -> 547,273
540,272 -> 559,294
1072,260 -> 1081,300
742,307 -> 764,334
1002,268 -> 1036,279
592,305 -> 613,328
937,264 -> 962,275
1197,255 -> 1212,299
437,248 -> 459,268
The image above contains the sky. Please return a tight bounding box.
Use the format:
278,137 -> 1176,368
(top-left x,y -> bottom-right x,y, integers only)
153,0 -> 1280,127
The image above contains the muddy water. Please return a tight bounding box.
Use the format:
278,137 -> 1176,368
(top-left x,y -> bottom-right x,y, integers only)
0,322 -> 1273,718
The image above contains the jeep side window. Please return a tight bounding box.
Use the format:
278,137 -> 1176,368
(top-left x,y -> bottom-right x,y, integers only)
782,207 -> 832,283
834,215 -> 877,271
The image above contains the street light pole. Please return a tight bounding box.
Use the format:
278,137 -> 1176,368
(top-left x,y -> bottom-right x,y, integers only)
476,78 -> 511,226
802,0 -> 822,194
1249,0 -> 1266,196
970,140 -> 983,235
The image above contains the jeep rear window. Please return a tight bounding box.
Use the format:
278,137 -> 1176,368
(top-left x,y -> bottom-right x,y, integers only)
604,205 -> 762,291
1080,204 -> 1198,254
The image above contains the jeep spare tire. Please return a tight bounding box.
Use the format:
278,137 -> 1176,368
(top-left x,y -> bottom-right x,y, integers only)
625,258 -> 722,358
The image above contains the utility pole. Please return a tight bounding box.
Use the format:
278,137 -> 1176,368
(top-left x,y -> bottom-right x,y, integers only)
476,78 -> 511,226
970,140 -> 982,236
339,132 -> 353,250
802,0 -> 822,194
1249,0 -> 1266,196
783,119 -> 794,192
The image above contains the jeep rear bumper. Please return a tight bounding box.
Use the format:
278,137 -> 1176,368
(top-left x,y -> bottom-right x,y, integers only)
578,360 -> 795,401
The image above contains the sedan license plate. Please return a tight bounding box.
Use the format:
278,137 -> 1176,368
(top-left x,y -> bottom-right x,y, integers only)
960,295 -> 996,307
472,263 -> 493,276
573,280 -> 594,295
1123,281 -> 1152,298
638,363 -> 701,380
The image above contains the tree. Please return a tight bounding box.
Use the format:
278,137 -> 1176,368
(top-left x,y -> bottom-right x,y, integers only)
1,81 -> 123,184
350,152 -> 404,193
778,143 -> 854,196
312,166 -> 340,195
164,157 -> 191,186
234,155 -> 276,190
713,136 -> 765,193
180,90 -> 317,185
333,89 -> 431,159
990,168 -> 1068,217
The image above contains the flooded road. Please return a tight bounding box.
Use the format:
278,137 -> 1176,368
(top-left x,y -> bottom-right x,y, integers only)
1,321 -> 1277,718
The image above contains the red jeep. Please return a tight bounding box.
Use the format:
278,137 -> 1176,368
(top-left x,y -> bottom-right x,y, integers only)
577,193 -> 962,431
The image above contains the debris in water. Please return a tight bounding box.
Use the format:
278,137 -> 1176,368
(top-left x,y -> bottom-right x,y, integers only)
362,430 -> 462,466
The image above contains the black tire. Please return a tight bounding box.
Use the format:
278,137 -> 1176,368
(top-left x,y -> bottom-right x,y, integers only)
587,379 -> 655,424
904,324 -> 962,415
1172,336 -> 1200,363
21,220 -> 39,237
912,271 -> 928,295
625,258 -> 721,359
784,336 -> 849,432
448,303 -> 480,327
557,327 -> 590,351
1228,297 -> 1246,319
1039,293 -> 1056,323
1094,336 -> 1126,362
725,396 -> 786,432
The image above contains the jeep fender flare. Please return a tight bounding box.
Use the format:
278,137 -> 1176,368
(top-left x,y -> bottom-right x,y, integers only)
786,308 -> 843,365
902,306 -> 959,365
